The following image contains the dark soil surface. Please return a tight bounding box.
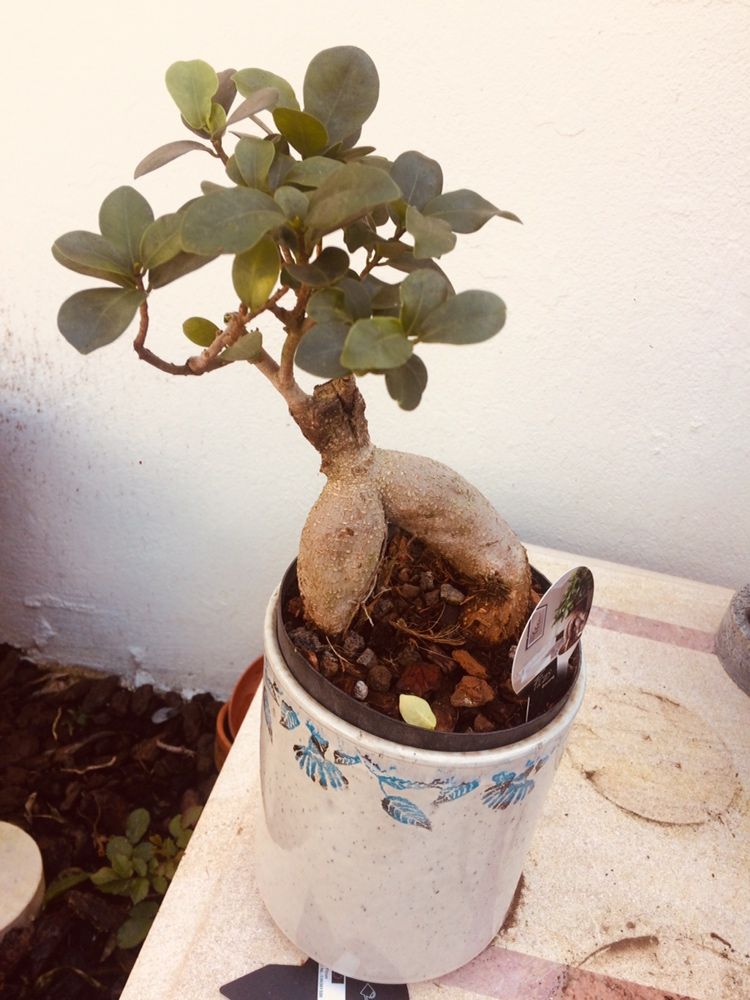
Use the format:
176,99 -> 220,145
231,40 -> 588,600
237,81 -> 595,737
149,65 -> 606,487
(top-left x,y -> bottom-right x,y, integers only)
284,527 -> 547,734
0,645 -> 222,1000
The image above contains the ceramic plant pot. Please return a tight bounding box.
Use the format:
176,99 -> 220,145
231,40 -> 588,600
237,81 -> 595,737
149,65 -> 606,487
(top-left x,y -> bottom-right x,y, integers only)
256,582 -> 586,984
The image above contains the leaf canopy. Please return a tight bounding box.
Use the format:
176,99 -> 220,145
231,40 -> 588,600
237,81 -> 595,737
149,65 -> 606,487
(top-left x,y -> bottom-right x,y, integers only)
285,247 -> 349,287
140,214 -> 183,270
58,288 -> 145,354
422,189 -> 521,233
294,320 -> 350,378
52,231 -> 135,287
399,269 -> 452,336
417,290 -> 506,344
305,163 -> 400,243
272,107 -> 328,158
233,136 -> 275,189
284,156 -> 344,189
233,68 -> 299,110
405,205 -> 456,259
391,151 -> 442,210
181,187 -> 284,255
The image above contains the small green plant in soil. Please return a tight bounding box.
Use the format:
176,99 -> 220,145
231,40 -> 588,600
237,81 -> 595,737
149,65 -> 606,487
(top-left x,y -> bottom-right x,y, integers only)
53,46 -> 538,733
45,806 -> 202,949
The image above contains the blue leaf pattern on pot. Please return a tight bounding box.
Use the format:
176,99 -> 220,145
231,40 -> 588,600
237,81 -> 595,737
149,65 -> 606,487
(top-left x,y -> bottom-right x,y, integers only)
279,701 -> 301,730
481,761 -> 536,810
266,677 -> 551,825
432,778 -> 480,805
382,795 -> 432,830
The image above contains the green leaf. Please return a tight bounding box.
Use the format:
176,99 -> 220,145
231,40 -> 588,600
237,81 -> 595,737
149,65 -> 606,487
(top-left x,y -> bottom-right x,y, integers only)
295,321 -> 350,378
422,189 -> 521,233
43,867 -> 90,905
232,236 -> 279,310
214,68 -> 237,113
307,288 -> 350,323
363,275 -> 400,310
182,805 -> 203,829
338,276 -> 372,319
182,317 -> 219,347
129,877 -> 150,905
207,101 -> 227,137
140,214 -> 182,270
151,875 -> 169,895
220,329 -> 263,362
343,220 -> 376,253
90,867 -> 120,886
274,185 -> 308,222
303,46 -> 379,144
391,151 -> 443,210
405,205 -> 456,259
233,68 -> 299,110
133,857 -> 148,878
399,694 -> 436,730
399,269 -> 452,336
272,107 -> 328,158
267,151 -> 295,190
233,136 -> 275,189
57,288 -> 145,354
226,87 -> 280,128
133,842 -> 155,863
181,188 -> 284,255
168,815 -> 183,840
98,187 -> 154,267
95,877 -> 133,896
285,247 -> 349,287
417,290 -> 507,344
385,353 -> 428,410
305,163 -> 400,242
52,231 -> 135,287
149,251 -> 218,288
284,156 -> 344,189
165,60 -> 218,130
117,901 -> 159,950
126,808 -> 150,846
135,140 -> 213,180
341,317 -> 412,371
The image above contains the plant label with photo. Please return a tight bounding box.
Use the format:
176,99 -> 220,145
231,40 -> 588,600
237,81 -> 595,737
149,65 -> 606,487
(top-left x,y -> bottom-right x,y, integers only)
511,567 -> 594,708
219,959 -> 408,998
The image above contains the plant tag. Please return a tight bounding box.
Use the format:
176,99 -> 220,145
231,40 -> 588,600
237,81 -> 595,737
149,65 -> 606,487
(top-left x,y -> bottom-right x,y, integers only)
220,959 -> 409,998
511,566 -> 594,699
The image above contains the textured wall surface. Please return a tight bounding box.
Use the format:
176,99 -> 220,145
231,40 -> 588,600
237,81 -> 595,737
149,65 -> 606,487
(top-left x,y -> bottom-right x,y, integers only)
1,1 -> 748,692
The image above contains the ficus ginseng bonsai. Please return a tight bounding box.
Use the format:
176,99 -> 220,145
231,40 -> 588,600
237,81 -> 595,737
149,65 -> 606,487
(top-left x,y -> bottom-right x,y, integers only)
53,45 -> 532,689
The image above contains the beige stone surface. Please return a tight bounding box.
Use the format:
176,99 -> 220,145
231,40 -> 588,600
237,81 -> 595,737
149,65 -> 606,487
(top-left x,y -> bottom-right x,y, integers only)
120,549 -> 749,1000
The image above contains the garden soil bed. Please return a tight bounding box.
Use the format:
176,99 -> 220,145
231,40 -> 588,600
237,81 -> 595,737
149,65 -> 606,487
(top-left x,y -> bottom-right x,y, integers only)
0,645 -> 222,1000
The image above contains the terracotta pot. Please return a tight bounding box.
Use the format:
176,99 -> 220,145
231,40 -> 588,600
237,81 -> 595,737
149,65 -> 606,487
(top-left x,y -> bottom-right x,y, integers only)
214,657 -> 265,771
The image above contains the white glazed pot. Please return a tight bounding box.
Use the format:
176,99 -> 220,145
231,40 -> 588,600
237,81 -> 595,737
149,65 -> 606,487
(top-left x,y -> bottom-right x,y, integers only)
257,586 -> 586,984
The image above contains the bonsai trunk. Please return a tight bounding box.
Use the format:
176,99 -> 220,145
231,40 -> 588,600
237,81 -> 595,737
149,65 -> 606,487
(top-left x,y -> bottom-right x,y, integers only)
290,377 -> 532,646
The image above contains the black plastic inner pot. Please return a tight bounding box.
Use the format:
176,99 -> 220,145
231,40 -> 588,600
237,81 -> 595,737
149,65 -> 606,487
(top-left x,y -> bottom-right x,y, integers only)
276,561 -> 580,751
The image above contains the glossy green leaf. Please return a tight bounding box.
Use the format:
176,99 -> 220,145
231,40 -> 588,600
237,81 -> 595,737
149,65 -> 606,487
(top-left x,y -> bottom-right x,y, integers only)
385,353 -> 428,411
405,205 -> 456,259
182,317 -> 219,347
117,901 -> 159,950
417,290 -> 506,344
220,329 -> 263,362
285,247 -> 349,287
303,46 -> 379,144
307,287 -> 350,323
52,231 -> 135,287
233,136 -> 275,189
99,187 -> 154,267
305,164 -> 400,242
294,321 -> 350,378
274,185 -> 308,221
399,694 -> 436,730
391,151 -> 443,210
57,288 -> 145,354
126,808 -> 150,846
341,316 -> 412,370
284,156 -> 344,189
399,269 -> 452,336
233,68 -> 299,110
140,214 -> 182,270
181,188 -> 284,255
165,60 -> 218,130
149,251 -> 218,288
422,189 -> 521,233
226,87 -> 279,127
232,236 -> 279,310
273,107 -> 328,158
134,140 -> 213,179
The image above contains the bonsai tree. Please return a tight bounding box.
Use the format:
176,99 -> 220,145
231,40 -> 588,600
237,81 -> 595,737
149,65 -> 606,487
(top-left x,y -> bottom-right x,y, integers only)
53,46 -> 531,669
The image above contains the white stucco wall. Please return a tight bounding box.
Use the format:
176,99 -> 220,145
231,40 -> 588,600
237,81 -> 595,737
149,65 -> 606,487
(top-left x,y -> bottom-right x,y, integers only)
1,1 -> 748,693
